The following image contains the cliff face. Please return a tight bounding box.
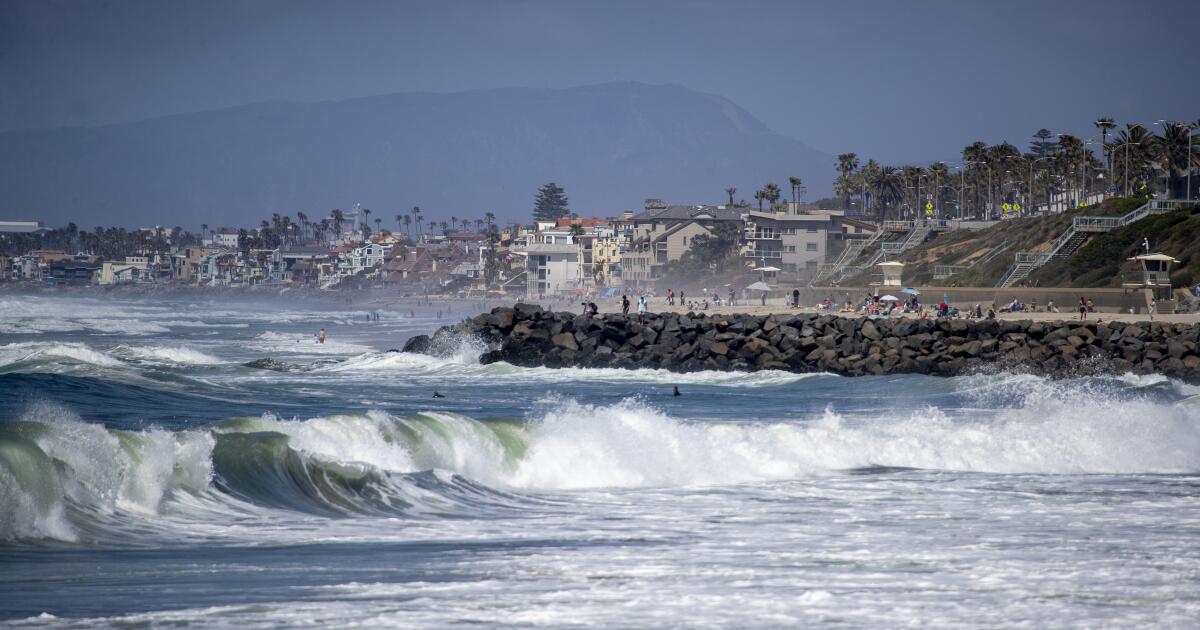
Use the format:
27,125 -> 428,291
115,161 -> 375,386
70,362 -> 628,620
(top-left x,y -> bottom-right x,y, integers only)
405,304 -> 1200,383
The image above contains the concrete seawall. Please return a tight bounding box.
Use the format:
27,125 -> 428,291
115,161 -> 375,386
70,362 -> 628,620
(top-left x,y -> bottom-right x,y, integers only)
405,304 -> 1200,383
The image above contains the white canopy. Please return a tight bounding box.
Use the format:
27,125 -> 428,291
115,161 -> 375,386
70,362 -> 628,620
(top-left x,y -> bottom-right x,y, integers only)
745,281 -> 772,291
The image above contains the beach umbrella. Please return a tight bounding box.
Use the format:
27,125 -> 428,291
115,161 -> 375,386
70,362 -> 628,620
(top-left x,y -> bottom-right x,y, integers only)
879,295 -> 900,301
755,266 -> 782,273
746,281 -> 771,291
901,287 -> 920,295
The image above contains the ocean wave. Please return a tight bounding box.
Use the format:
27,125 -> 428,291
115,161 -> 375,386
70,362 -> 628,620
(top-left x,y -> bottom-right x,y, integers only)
248,331 -> 375,355
4,376 -> 1197,543
117,345 -> 226,365
0,342 -> 125,370
320,348 -> 832,387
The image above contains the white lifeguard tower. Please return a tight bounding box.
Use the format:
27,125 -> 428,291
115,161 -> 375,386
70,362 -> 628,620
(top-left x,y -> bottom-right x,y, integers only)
871,261 -> 905,288
1123,253 -> 1179,314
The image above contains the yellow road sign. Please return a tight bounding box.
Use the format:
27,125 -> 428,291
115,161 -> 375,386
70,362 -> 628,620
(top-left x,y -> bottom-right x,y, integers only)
925,202 -> 933,211
1014,202 -> 1021,211
1002,203 -> 1011,211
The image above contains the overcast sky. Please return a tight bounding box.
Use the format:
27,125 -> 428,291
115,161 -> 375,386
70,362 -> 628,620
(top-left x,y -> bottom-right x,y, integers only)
2,0 -> 1197,164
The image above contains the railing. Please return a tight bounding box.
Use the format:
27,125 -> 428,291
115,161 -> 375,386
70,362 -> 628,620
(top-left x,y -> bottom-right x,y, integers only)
1121,270 -> 1173,287
881,242 -> 905,253
976,240 -> 1012,266
882,220 -> 913,232
1074,216 -> 1120,232
933,265 -> 968,279
1014,252 -> 1051,265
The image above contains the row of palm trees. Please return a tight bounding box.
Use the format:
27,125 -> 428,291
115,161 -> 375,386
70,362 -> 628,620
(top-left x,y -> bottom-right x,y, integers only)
830,119 -> 1199,221
199,207 -> 503,249
724,176 -> 808,212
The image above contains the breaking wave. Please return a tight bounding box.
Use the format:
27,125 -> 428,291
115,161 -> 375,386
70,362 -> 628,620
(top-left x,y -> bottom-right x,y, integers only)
3,374 -> 1198,544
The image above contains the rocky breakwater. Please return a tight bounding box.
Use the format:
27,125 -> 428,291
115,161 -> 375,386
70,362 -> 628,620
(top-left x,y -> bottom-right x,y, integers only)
403,304 -> 1200,382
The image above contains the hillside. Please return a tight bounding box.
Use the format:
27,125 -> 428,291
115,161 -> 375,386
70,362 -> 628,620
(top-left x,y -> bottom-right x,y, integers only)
856,198 -> 1200,288
0,82 -> 832,228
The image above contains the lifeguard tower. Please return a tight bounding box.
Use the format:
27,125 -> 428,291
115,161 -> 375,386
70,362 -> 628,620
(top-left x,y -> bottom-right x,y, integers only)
1123,253 -> 1178,314
871,261 -> 905,288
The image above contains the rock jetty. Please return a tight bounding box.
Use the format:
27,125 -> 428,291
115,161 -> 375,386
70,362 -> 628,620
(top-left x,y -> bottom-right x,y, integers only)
404,304 -> 1200,382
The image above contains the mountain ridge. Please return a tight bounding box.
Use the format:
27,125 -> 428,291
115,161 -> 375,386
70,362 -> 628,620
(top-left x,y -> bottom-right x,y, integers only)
0,82 -> 833,228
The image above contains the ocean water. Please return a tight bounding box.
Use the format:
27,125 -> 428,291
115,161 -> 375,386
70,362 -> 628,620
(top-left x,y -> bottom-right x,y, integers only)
1,293 -> 1199,628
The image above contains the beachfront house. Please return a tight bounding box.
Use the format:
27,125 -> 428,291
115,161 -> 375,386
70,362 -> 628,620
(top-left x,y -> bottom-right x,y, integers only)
741,209 -> 845,282
616,202 -> 743,287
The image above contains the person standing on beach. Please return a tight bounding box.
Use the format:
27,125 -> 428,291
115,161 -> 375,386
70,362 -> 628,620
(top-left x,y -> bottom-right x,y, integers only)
622,294 -> 630,316
637,296 -> 647,323
1078,297 -> 1088,320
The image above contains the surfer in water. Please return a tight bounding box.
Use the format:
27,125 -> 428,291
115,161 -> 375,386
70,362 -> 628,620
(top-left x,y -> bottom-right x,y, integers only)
318,328 -> 326,344
432,391 -> 446,398
673,386 -> 681,397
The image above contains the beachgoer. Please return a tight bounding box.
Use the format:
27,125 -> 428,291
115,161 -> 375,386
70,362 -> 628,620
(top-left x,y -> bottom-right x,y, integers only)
1149,299 -> 1156,321
1078,297 -> 1087,320
318,328 -> 326,344
792,288 -> 800,309
622,294 -> 630,316
673,386 -> 681,397
637,296 -> 647,323
589,301 -> 599,317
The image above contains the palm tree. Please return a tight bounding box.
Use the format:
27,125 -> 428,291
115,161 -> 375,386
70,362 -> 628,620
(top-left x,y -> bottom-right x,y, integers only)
788,176 -> 803,207
834,153 -> 859,210
361,208 -> 372,239
1111,124 -> 1154,196
484,212 -> 495,229
860,159 -> 880,216
296,212 -> 308,242
1094,117 -> 1117,177
410,206 -> 422,238
725,187 -> 737,205
200,223 -> 208,243
1145,122 -> 1197,198
872,167 -> 904,221
440,221 -> 449,234
402,215 -> 412,238
754,190 -> 766,211
374,217 -> 382,235
331,209 -> 345,241
450,216 -> 458,231
395,213 -> 404,234
474,219 -> 484,232
460,219 -> 470,232
763,182 -> 782,209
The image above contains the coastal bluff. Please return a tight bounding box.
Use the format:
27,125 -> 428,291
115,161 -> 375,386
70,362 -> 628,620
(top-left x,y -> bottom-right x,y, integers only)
405,304 -> 1200,383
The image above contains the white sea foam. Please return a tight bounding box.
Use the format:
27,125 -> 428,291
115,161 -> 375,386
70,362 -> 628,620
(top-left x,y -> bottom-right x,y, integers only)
124,345 -> 225,365
0,403 -> 214,541
0,342 -> 124,369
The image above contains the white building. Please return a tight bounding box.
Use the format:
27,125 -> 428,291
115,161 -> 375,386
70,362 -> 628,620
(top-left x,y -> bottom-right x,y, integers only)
741,210 -> 845,279
205,230 -> 240,249
518,243 -> 580,297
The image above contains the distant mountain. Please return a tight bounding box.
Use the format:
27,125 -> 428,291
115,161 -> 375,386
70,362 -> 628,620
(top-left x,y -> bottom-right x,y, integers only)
0,82 -> 832,228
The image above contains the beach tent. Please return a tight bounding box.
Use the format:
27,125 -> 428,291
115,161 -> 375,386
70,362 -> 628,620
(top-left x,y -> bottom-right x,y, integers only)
746,281 -> 771,291
901,287 -> 920,295
879,295 -> 900,301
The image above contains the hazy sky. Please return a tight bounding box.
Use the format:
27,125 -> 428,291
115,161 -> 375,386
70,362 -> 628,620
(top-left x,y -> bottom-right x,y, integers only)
3,0 -> 1198,164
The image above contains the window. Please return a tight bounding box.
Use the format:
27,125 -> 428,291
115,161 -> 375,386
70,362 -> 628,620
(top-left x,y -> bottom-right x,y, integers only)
806,243 -> 818,252
806,260 -> 818,269
807,227 -> 818,233
786,245 -> 797,253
